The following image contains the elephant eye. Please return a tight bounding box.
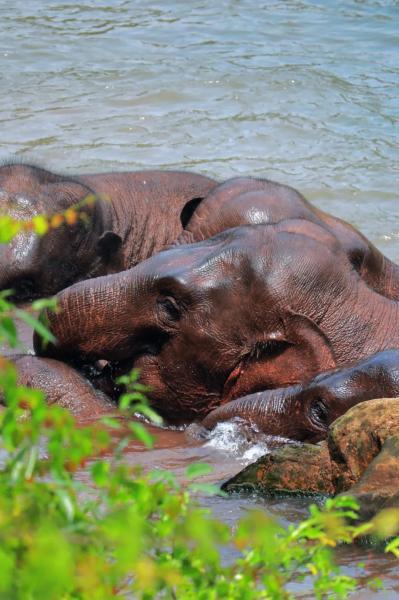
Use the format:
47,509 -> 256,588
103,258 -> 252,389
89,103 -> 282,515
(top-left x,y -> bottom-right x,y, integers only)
250,339 -> 290,360
310,397 -> 330,430
157,296 -> 181,322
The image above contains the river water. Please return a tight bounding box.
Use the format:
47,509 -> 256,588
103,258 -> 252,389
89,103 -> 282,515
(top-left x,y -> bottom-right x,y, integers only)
1,0 -> 399,595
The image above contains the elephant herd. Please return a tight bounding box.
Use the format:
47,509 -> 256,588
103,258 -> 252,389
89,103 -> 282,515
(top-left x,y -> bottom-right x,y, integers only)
1,162 -> 399,439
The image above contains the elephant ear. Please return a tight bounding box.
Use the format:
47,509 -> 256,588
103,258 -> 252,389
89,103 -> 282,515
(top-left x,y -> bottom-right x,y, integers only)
97,231 -> 123,267
224,311 -> 337,403
168,197 -> 204,247
180,197 -> 204,228
278,311 -> 337,382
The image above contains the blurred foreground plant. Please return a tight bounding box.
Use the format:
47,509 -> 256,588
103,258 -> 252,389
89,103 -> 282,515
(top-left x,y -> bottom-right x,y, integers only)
0,212 -> 398,598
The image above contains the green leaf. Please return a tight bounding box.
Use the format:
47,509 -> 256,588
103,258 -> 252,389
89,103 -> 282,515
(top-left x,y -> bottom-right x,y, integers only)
119,392 -> 147,410
25,445 -> 39,480
0,216 -> 21,243
185,462 -> 213,480
91,460 -> 110,487
15,309 -> 56,344
0,317 -> 18,347
31,297 -> 58,312
133,403 -> 163,425
100,416 -> 122,430
55,489 -> 75,523
129,422 -> 154,448
32,215 -> 49,235
188,483 -> 221,496
385,537 -> 399,557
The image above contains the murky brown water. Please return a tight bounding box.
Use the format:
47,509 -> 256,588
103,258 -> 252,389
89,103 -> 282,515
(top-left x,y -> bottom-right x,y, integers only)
1,0 -> 399,595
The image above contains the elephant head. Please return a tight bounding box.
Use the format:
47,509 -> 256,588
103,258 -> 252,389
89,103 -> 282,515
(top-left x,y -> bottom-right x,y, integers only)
174,177 -> 318,245
174,177 -> 398,300
201,349 -> 399,442
36,220 -> 398,424
0,164 -> 121,302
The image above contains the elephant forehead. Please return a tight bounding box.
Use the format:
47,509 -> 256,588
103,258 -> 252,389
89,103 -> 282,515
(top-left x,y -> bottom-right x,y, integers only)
270,227 -> 347,277
1,229 -> 38,264
219,191 -> 312,223
141,234 -> 242,280
309,365 -> 359,398
0,192 -> 44,221
142,228 -> 270,292
0,163 -> 60,189
171,251 -> 261,294
144,221 -> 344,293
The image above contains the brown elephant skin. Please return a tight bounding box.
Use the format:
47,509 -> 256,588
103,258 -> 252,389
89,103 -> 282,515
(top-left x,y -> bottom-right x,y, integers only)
201,349 -> 399,442
35,220 -> 399,424
175,177 -> 399,300
0,163 -> 217,302
6,355 -> 114,420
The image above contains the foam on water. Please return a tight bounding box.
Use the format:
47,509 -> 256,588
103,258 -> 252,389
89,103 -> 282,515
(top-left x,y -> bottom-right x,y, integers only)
201,418 -> 294,465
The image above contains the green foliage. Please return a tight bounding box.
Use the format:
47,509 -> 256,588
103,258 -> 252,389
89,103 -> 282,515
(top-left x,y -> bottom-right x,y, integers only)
0,378 -> 372,600
0,291 -> 57,350
0,212 -> 398,598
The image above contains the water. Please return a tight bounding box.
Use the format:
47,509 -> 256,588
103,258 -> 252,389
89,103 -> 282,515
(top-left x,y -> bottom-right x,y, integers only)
1,0 -> 399,595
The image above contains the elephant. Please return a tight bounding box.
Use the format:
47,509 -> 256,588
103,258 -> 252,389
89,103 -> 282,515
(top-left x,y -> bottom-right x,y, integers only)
0,163 -> 217,302
35,219 -> 399,424
3,164 -> 398,308
5,355 -> 114,420
174,177 -> 399,300
201,349 -> 399,443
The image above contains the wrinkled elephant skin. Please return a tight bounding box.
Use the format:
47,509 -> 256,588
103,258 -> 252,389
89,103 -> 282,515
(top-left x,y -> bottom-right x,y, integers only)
36,221 -> 399,424
202,349 -> 399,442
175,177 -> 399,300
0,163 -> 217,301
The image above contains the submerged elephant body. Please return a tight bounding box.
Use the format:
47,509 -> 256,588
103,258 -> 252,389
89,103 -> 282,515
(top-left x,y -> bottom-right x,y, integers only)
36,220 -> 399,425
0,163 -> 217,301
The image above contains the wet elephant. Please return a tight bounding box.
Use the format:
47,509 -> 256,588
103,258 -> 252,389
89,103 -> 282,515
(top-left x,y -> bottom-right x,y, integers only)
5,355 -> 114,420
201,349 -> 399,442
3,164 -> 399,306
174,177 -> 399,300
35,220 -> 399,424
0,163 -> 217,302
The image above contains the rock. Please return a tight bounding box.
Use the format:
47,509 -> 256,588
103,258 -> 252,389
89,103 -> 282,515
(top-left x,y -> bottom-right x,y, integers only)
222,441 -> 334,495
222,398 -> 399,518
328,398 -> 399,492
343,434 -> 399,521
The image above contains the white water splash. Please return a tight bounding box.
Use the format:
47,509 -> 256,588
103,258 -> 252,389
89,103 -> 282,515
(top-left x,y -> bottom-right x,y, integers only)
199,419 -> 294,466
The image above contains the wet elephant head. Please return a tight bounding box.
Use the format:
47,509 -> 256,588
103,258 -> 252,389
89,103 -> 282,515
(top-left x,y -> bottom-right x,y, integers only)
174,176 -> 397,301
201,349 -> 399,442
174,177 -> 318,245
36,219 -> 396,424
200,371 -> 361,443
0,164 -> 120,302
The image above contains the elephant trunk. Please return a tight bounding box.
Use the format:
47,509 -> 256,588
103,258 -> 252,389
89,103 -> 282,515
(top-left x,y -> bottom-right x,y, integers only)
34,269 -> 138,361
201,385 -> 307,441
